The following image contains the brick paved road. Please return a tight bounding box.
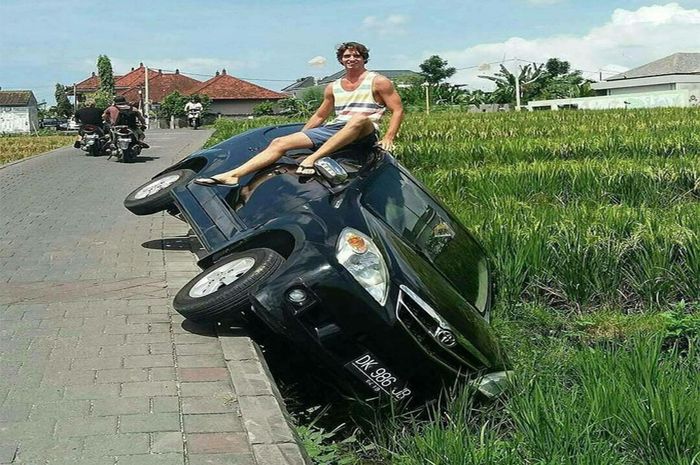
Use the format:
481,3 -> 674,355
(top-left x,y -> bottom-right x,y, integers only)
0,130 -> 304,465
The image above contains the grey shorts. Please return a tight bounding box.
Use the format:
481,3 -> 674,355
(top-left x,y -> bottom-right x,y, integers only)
301,122 -> 347,149
302,122 -> 379,150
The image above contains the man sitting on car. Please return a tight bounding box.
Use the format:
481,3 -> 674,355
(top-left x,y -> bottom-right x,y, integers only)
194,41 -> 403,187
72,102 -> 106,148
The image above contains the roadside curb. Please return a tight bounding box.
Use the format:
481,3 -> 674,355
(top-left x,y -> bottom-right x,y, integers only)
186,231 -> 311,465
218,329 -> 312,465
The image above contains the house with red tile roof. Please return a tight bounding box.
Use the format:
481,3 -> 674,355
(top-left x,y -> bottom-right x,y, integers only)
187,69 -> 287,116
120,69 -> 201,105
69,65 -> 287,116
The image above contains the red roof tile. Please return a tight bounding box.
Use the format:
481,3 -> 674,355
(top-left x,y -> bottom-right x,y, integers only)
188,70 -> 286,100
115,65 -> 159,89
120,71 -> 202,103
75,73 -> 124,91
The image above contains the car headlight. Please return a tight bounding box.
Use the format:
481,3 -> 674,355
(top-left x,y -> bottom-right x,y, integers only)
336,228 -> 389,305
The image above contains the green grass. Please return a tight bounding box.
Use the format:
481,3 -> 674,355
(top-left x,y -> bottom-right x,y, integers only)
0,132 -> 73,165
204,109 -> 700,464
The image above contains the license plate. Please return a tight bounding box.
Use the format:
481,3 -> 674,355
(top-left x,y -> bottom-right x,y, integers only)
345,352 -> 412,401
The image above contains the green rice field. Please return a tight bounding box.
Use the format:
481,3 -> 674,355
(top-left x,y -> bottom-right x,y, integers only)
208,108 -> 700,464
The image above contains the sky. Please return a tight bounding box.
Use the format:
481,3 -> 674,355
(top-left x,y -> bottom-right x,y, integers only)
2,0 -> 700,106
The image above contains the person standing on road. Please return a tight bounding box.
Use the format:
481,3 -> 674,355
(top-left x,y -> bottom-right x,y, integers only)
194,41 -> 404,187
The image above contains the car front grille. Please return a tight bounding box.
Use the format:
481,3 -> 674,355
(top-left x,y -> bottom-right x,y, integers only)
396,285 -> 483,375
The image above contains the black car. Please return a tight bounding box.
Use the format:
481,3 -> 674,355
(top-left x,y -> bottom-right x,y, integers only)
124,123 -> 509,400
39,117 -> 68,130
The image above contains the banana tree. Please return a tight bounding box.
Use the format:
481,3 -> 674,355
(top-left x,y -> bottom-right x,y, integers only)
479,63 -> 545,108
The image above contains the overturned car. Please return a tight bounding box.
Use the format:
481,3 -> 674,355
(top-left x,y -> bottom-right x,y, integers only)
124,123 -> 508,400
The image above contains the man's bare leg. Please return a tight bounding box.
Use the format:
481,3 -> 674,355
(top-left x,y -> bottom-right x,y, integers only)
196,132 -> 313,185
298,116 -> 376,170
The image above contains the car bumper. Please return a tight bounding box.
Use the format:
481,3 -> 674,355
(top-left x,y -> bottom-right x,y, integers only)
250,242 -> 493,398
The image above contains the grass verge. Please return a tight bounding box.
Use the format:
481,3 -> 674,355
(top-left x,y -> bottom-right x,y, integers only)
0,132 -> 73,166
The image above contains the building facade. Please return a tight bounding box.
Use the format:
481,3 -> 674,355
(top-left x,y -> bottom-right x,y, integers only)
0,91 -> 39,134
528,53 -> 700,111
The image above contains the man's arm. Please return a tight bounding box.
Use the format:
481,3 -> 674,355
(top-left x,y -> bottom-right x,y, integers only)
374,76 -> 404,150
302,84 -> 334,130
102,108 -> 112,124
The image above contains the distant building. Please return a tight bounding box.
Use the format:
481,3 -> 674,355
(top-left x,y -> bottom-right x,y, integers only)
69,65 -> 286,116
188,69 -> 287,116
528,52 -> 700,111
0,90 -> 39,134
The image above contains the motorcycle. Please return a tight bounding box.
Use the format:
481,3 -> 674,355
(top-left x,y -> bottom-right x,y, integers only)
187,109 -> 201,130
108,125 -> 143,163
78,124 -> 109,157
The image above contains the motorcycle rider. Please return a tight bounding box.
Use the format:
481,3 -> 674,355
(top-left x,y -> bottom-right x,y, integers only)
102,96 -> 149,148
185,97 -> 203,113
185,97 -> 203,128
72,102 -> 105,148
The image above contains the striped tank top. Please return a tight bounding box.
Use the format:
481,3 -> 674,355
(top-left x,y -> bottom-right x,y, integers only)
330,71 -> 386,127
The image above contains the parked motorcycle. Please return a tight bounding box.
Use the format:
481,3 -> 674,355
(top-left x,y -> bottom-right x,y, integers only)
78,124 -> 109,157
108,125 -> 143,163
187,109 -> 201,130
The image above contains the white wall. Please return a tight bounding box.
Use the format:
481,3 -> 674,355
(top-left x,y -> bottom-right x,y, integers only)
608,84 -> 673,95
528,89 -> 697,111
0,107 -> 32,133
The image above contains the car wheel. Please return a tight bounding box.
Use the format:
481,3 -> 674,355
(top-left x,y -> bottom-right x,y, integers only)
123,169 -> 196,215
173,248 -> 284,322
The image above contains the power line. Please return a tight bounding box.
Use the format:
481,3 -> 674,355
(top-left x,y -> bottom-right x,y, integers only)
154,68 -> 297,83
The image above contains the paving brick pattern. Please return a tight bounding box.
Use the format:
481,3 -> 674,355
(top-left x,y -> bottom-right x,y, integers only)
0,131 -> 308,464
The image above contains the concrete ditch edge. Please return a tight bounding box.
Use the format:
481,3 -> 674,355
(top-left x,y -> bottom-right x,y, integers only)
185,231 -> 312,465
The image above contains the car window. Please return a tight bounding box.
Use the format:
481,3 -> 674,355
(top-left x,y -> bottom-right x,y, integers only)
361,165 -> 490,312
362,165 -> 452,258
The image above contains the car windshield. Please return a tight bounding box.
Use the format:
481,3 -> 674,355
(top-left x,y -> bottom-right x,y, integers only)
361,165 -> 490,312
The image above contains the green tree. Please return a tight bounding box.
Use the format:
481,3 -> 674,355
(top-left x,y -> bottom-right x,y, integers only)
92,89 -> 112,109
479,63 -> 545,105
419,55 -> 456,85
158,91 -> 188,119
545,58 -> 571,77
394,74 -> 426,111
54,84 -> 73,117
278,96 -> 313,118
299,86 -> 324,110
97,55 -> 115,96
252,100 -> 275,116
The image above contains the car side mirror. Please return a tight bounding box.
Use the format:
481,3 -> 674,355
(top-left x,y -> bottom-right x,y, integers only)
314,157 -> 348,186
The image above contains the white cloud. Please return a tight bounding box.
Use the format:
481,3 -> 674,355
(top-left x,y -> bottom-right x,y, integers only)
411,2 -> 700,90
362,14 -> 409,35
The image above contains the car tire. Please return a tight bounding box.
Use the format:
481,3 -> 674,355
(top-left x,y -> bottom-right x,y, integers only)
173,248 -> 284,322
124,169 -> 196,215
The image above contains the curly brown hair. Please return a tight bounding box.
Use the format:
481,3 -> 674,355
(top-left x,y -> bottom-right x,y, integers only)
336,42 -> 370,64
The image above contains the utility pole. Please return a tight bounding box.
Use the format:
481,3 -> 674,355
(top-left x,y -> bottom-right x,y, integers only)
423,83 -> 430,115
73,83 -> 77,110
144,66 -> 150,129
514,76 -> 521,111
